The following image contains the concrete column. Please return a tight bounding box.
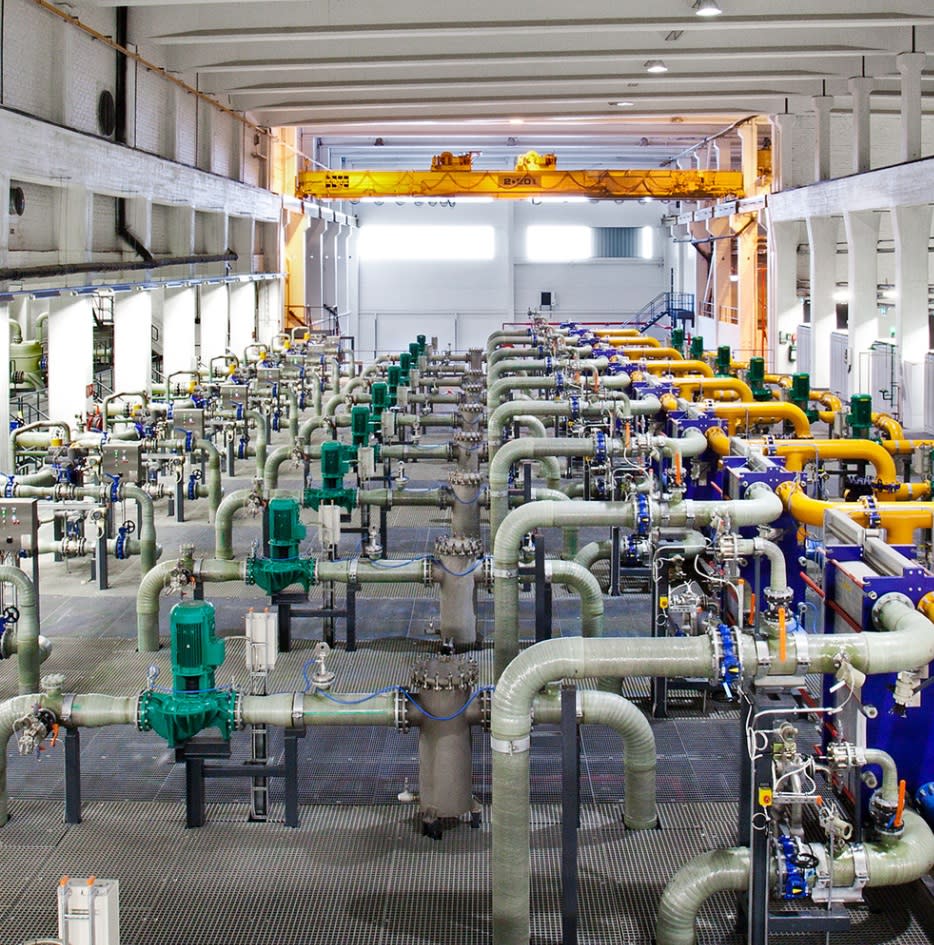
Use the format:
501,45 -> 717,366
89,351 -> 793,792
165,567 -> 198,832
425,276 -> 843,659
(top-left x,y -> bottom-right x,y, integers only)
345,229 -> 359,341
847,77 -> 873,174
806,216 -> 838,388
305,217 -> 327,327
228,282 -> 256,358
896,52 -> 925,163
811,95 -> 834,183
767,218 -> 801,374
197,101 -> 215,174
113,291 -> 153,393
0,304 -> 9,471
737,122 -> 760,196
335,225 -> 350,318
708,217 -> 733,330
257,279 -> 283,346
165,86 -> 181,163
169,206 -> 195,257
736,217 -> 761,359
843,209 -> 881,388
58,186 -> 91,264
892,204 -> 933,357
47,296 -> 94,436
162,287 -> 197,378
769,114 -> 797,192
199,284 -> 229,367
710,142 -> 721,170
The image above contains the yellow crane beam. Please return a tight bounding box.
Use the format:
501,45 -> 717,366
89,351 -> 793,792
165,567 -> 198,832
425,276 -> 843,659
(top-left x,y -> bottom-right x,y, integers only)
296,167 -> 743,201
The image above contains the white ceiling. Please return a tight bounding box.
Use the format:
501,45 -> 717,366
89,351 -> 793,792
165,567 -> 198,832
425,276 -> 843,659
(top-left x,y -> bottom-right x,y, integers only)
92,0 -> 934,170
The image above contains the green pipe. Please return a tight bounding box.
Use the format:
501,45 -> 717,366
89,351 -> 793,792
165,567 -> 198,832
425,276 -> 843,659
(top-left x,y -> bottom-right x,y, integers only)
214,488 -> 260,560
245,410 -> 267,477
193,440 -> 222,522
263,444 -> 297,491
486,372 -> 633,410
136,557 -> 244,652
0,566 -> 42,693
655,811 -> 934,945
493,486 -> 783,677
102,391 -> 149,434
316,560 -> 427,585
358,488 -> 448,508
121,484 -> 158,574
380,444 -> 454,462
574,531 -> 707,571
240,691 -> 398,727
532,689 -> 656,829
281,386 -> 300,439
10,420 -> 72,461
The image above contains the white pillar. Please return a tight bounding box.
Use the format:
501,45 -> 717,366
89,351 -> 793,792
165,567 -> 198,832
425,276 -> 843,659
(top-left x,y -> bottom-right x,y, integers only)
58,186 -> 91,264
257,280 -> 283,345
806,215 -> 838,388
0,304 -> 9,471
48,296 -> 94,436
321,223 -> 339,316
848,77 -> 873,174
113,291 -> 153,394
892,204 -> 933,357
843,209 -> 881,390
199,285 -> 229,367
769,113 -> 797,192
768,217 -> 800,374
708,217 -> 733,334
305,218 -> 326,327
737,122 -> 759,196
811,95 -> 833,183
345,229 -> 359,342
335,225 -> 350,318
896,52 -> 925,163
162,287 -> 197,377
228,282 -> 256,358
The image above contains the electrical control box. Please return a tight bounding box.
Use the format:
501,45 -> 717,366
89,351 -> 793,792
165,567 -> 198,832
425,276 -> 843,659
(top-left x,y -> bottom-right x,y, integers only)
0,498 -> 38,557
219,383 -> 246,408
171,408 -> 205,442
58,877 -> 120,945
100,442 -> 144,482
245,609 -> 279,671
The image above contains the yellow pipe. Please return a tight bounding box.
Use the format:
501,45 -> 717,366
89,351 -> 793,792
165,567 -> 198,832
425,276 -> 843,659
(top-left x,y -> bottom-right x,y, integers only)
919,592 -> 934,623
871,412 -> 904,441
595,331 -> 658,344
644,360 -> 714,377
673,377 -> 755,402
614,345 -> 683,360
706,427 -> 732,456
776,481 -> 933,544
883,439 -> 934,455
660,393 -> 679,413
811,390 -> 842,425
711,402 -> 812,437
764,373 -> 793,390
768,439 -> 898,483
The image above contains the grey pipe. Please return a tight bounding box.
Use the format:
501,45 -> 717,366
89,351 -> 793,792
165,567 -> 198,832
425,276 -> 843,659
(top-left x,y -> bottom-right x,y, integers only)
137,557 -> 245,652
121,484 -> 158,574
544,560 -> 604,639
281,387 -> 300,440
10,421 -> 72,460
245,410 -> 267,477
488,356 -> 609,387
655,810 -> 934,945
0,566 -> 42,693
532,689 -> 656,829
214,488 -> 260,560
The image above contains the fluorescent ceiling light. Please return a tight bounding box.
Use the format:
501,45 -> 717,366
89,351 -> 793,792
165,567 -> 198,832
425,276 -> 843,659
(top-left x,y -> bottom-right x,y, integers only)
729,273 -> 739,282
833,288 -> 850,303
693,0 -> 723,17
509,118 -> 525,125
614,101 -> 634,107
644,59 -> 668,73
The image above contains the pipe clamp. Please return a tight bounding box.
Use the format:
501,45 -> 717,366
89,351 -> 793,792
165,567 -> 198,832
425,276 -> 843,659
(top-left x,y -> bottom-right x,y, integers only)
347,559 -> 358,587
793,632 -> 810,673
491,735 -> 531,755
60,693 -> 75,724
492,567 -> 518,580
291,693 -> 305,730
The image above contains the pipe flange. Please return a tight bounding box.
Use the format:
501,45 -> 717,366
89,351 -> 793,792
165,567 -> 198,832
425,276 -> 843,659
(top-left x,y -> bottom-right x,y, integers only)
792,632 -> 810,673
231,692 -> 243,732
871,592 -> 914,631
422,558 -> 433,586
394,688 -> 409,733
448,470 -> 483,487
410,654 -> 479,692
453,431 -> 484,445
434,535 -> 483,559
291,693 -> 305,730
461,402 -> 485,416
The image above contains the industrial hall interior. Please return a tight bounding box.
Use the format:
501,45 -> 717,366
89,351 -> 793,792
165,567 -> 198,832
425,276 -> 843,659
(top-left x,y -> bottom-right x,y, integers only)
4,1 -> 934,943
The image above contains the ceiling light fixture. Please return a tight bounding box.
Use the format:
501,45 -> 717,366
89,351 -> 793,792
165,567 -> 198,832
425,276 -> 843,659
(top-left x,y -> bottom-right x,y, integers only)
614,101 -> 634,107
644,59 -> 668,73
693,0 -> 722,16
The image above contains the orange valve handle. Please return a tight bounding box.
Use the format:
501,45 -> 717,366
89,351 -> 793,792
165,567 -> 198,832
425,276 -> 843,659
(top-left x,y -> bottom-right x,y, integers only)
673,450 -> 683,487
748,591 -> 756,626
778,607 -> 787,663
624,422 -> 631,450
894,779 -> 907,829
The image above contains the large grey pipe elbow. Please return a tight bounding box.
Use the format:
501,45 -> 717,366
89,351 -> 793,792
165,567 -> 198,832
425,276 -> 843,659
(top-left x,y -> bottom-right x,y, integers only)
121,485 -> 157,574
214,489 -> 258,560
0,566 -> 41,693
544,560 -> 604,639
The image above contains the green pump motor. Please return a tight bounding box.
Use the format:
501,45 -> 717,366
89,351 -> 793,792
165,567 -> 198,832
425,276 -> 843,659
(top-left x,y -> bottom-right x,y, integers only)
689,336 -> 705,361
746,357 -> 772,401
351,405 -> 371,447
670,328 -> 685,356
268,495 -> 307,559
399,351 -> 412,384
789,373 -> 817,420
137,600 -> 237,747
416,334 -> 427,355
715,345 -> 733,377
849,393 -> 873,439
371,381 -> 389,417
387,365 -> 402,401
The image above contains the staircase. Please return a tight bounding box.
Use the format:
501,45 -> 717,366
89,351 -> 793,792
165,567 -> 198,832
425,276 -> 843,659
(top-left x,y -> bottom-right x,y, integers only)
621,292 -> 695,331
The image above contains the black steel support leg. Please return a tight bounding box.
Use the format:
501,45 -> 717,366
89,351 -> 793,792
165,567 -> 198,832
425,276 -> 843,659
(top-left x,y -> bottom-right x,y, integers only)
346,584 -> 357,652
561,685 -> 579,945
284,730 -> 300,828
534,535 -> 551,643
278,601 -> 292,653
63,728 -> 81,825
185,758 -> 206,829
609,526 -> 621,597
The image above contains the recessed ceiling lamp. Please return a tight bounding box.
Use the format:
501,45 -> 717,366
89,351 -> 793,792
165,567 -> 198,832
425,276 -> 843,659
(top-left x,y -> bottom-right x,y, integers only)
693,0 -> 722,16
644,60 -> 668,73
509,118 -> 525,125
614,101 -> 634,107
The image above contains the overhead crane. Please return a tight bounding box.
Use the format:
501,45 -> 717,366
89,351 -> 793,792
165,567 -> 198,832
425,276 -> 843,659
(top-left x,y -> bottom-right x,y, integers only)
296,151 -> 744,201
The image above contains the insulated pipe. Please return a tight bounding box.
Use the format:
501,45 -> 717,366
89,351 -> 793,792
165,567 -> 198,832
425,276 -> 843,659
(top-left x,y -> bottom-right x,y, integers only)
102,391 -> 149,433
10,421 -> 72,460
595,332 -> 660,345
214,489 -> 260,560
776,481 -> 934,544
488,357 -> 609,387
486,374 -> 633,410
136,558 -> 245,652
712,402 -> 812,437
531,689 -> 657,829
543,560 -> 604,639
0,566 -> 42,693
655,810 -> 934,945
722,537 -> 787,595
670,377 -> 754,402
121,484 -> 158,574
644,360 -> 714,377
492,484 -> 783,676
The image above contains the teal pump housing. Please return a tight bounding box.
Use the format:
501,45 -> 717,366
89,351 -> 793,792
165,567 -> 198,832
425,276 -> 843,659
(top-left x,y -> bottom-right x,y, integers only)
246,498 -> 317,594
138,600 -> 237,747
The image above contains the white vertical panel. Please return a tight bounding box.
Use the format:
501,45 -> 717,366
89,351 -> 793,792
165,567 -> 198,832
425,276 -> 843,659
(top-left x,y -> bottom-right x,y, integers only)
925,354 -> 934,433
162,288 -> 197,378
795,324 -> 812,377
0,305 -> 9,471
199,285 -> 229,366
256,280 -> 282,346
113,292 -> 152,394
228,283 -> 256,358
829,331 -> 850,397
48,297 -> 94,436
868,343 -> 899,413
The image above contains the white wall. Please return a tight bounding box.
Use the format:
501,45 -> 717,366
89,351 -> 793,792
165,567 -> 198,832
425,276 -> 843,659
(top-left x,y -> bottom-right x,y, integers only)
355,199 -> 668,358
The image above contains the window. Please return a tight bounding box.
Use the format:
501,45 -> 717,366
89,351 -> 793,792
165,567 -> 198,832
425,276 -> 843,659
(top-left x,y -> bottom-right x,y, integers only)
591,226 -> 656,259
357,225 -> 495,261
525,225 -> 592,262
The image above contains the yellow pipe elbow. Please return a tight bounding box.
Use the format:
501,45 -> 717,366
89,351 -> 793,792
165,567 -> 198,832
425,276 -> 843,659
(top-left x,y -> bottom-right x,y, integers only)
706,427 -> 732,456
712,402 -> 811,437
872,412 -> 904,441
660,393 -> 679,412
768,439 -> 898,483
